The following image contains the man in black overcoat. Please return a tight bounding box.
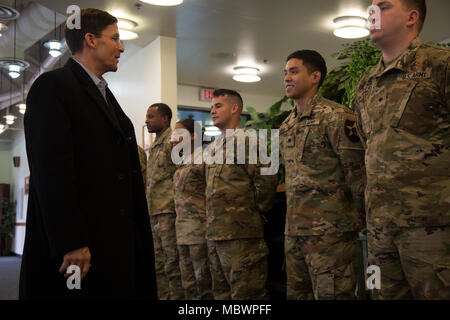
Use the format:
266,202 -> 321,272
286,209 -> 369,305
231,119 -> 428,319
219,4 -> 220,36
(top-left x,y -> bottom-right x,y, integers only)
19,8 -> 156,299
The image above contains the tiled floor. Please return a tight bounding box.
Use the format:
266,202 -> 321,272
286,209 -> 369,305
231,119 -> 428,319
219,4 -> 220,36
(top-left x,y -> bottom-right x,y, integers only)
0,256 -> 21,300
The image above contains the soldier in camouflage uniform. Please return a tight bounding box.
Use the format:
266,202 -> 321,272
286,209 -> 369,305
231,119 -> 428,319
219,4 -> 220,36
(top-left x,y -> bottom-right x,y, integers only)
145,103 -> 184,300
355,0 -> 450,299
280,50 -> 366,300
138,145 -> 147,185
206,89 -> 278,300
172,119 -> 213,300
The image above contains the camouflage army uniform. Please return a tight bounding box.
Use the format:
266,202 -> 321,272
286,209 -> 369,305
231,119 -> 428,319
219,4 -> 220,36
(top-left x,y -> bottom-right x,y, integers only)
147,127 -> 184,300
138,145 -> 147,184
355,38 -> 450,300
279,92 -> 365,300
174,150 -> 213,300
205,128 -> 278,300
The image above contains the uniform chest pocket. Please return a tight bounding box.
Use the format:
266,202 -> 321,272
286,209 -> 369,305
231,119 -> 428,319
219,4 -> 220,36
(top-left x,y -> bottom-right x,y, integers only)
390,81 -> 417,128
296,126 -> 311,162
358,105 -> 372,136
281,126 -> 310,163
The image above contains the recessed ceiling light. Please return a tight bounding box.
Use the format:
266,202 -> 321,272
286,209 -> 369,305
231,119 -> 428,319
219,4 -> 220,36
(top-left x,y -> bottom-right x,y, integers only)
333,16 -> 369,39
117,18 -> 139,40
139,0 -> 183,6
232,66 -> 261,83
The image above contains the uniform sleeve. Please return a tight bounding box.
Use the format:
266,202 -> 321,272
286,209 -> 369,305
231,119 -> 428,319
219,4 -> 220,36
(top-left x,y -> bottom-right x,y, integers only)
244,136 -> 278,214
354,81 -> 368,149
164,142 -> 178,176
138,146 -> 147,188
445,59 -> 450,110
326,112 -> 366,222
24,72 -> 89,258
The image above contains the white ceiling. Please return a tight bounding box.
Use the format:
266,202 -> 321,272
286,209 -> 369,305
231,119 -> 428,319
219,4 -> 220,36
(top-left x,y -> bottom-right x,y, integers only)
17,0 -> 450,97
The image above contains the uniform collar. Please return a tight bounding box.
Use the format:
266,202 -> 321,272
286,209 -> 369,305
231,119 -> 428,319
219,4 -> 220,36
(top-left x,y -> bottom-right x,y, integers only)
153,127 -> 172,147
374,37 -> 422,78
296,92 -> 322,120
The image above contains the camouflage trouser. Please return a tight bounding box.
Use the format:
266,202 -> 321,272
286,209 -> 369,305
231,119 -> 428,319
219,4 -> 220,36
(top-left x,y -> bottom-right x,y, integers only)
368,225 -> 450,300
285,231 -> 362,300
207,238 -> 269,300
178,243 -> 213,300
150,213 -> 185,300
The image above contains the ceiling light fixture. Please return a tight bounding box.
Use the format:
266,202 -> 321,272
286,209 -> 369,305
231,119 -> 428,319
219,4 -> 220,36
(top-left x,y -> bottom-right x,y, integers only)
5,75 -> 16,126
117,18 -> 138,40
140,0 -> 184,6
333,16 -> 369,39
44,40 -> 63,57
44,12 -> 64,58
16,103 -> 26,114
0,22 -> 8,37
16,73 -> 26,114
232,66 -> 261,83
1,2 -> 29,79
4,114 -> 16,125
0,59 -> 29,79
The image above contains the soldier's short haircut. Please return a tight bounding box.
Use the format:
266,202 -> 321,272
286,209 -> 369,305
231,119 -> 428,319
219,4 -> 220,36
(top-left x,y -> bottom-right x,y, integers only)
213,89 -> 243,112
64,8 -> 117,54
286,50 -> 327,87
150,103 -> 172,124
400,0 -> 427,33
178,118 -> 202,136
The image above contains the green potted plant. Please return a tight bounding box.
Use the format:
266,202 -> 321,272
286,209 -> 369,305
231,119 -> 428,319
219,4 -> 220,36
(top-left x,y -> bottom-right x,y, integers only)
246,95 -> 294,188
320,38 -> 449,109
320,38 -> 382,109
0,198 -> 16,256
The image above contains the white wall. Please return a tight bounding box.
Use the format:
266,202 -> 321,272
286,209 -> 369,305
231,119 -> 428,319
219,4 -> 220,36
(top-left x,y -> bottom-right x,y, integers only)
9,131 -> 29,255
105,36 -> 178,145
0,142 -> 12,185
177,84 -> 282,114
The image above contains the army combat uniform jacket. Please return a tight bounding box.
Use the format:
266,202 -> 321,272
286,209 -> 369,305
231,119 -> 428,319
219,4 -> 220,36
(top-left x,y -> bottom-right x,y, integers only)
280,93 -> 366,236
146,127 -> 177,215
354,38 -> 450,228
138,145 -> 147,186
205,128 -> 278,240
173,151 -> 207,245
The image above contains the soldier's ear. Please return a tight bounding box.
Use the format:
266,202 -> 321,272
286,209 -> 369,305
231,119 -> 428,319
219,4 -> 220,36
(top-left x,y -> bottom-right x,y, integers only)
406,9 -> 420,29
311,71 -> 321,85
231,103 -> 239,115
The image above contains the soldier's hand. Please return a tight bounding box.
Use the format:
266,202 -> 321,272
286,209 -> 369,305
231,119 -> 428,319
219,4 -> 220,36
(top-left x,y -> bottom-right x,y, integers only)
59,246 -> 91,280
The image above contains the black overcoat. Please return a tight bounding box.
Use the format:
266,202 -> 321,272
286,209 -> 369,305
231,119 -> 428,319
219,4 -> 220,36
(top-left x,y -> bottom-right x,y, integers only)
19,58 -> 156,299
